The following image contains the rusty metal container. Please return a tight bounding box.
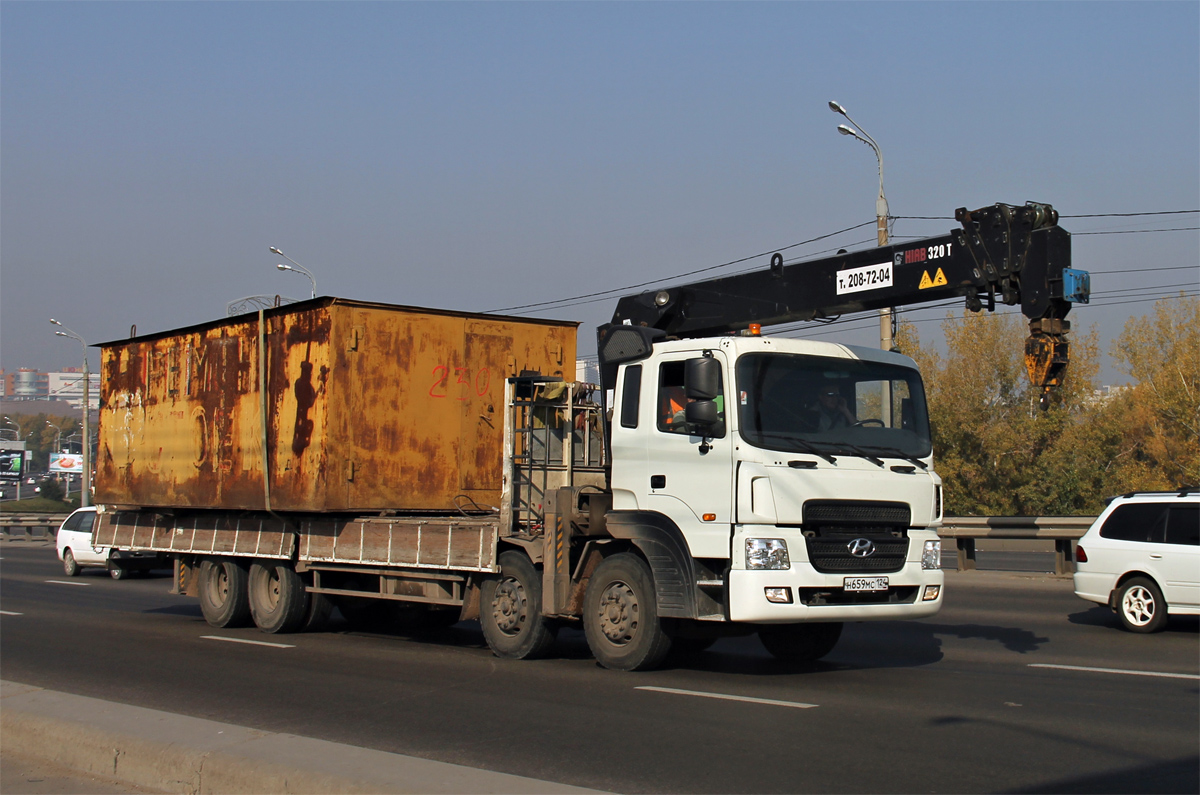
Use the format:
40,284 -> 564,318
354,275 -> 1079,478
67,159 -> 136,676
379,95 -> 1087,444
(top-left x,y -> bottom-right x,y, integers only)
95,298 -> 577,513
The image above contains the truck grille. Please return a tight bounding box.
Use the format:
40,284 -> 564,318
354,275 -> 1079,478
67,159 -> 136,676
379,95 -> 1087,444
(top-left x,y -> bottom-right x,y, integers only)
804,500 -> 911,527
805,537 -> 909,573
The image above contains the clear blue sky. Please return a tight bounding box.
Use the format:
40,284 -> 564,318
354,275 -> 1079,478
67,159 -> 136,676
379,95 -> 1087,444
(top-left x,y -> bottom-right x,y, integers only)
3,2 -> 1197,382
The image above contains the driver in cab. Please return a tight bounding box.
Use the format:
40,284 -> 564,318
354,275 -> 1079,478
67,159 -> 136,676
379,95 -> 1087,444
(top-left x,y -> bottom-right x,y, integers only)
811,382 -> 856,431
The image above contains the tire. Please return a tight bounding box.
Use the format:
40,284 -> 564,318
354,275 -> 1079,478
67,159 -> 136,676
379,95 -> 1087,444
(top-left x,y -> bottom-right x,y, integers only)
197,558 -> 252,628
300,590 -> 334,633
758,622 -> 843,663
108,560 -> 128,580
583,553 -> 672,671
62,549 -> 80,577
480,551 -> 557,659
248,561 -> 309,634
1116,577 -> 1168,633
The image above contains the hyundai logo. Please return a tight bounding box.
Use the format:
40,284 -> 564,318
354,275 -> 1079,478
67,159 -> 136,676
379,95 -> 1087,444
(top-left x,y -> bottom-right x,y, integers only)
847,538 -> 876,557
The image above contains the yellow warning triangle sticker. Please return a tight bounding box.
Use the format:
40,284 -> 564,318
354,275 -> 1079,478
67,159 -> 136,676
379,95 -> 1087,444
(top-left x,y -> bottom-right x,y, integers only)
919,268 -> 948,289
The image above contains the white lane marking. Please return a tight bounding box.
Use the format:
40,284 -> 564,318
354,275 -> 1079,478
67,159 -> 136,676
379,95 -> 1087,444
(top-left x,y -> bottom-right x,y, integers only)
0,610 -> 23,616
45,580 -> 91,586
1029,663 -> 1199,681
201,635 -> 295,649
636,686 -> 818,709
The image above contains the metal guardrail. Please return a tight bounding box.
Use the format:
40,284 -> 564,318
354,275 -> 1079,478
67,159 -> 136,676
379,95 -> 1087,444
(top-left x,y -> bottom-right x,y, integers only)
939,516 -> 1097,574
0,513 -> 66,541
2,511 -> 1099,573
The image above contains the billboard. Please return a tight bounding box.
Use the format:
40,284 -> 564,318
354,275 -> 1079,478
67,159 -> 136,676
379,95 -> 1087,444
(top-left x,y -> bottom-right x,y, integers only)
49,453 -> 84,475
0,450 -> 23,480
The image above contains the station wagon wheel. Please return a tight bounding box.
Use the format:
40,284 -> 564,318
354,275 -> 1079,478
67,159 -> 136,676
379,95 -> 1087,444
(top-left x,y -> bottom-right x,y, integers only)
62,548 -> 80,577
1116,577 -> 1168,633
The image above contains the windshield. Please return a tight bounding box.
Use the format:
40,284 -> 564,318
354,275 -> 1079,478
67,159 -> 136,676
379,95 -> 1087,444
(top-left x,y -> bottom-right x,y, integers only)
735,353 -> 932,460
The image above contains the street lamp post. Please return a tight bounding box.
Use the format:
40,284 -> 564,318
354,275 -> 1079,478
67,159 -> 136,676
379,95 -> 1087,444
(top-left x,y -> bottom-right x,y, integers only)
50,319 -> 90,507
828,100 -> 893,353
269,246 -> 317,299
1,416 -> 18,442
46,420 -> 62,453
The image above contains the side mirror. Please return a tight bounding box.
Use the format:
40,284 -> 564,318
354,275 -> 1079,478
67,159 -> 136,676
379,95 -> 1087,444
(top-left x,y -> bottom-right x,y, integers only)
685,357 -> 720,400
685,400 -> 719,426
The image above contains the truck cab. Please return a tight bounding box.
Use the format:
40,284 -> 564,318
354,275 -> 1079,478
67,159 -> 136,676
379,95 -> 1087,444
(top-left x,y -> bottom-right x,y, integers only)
605,332 -> 944,626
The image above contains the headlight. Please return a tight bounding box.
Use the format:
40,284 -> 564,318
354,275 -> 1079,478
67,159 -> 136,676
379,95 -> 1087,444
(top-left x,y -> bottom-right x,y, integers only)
922,539 -> 941,570
746,538 -> 790,570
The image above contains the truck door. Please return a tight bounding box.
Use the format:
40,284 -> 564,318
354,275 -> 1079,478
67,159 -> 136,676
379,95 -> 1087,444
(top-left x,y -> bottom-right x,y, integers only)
644,354 -> 733,560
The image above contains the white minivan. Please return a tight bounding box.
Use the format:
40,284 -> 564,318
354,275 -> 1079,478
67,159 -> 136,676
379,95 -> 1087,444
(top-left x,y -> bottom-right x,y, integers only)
55,507 -> 168,579
1073,490 -> 1200,632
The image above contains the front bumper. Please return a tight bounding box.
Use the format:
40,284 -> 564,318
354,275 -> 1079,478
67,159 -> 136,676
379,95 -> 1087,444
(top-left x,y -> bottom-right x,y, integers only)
728,562 -> 943,622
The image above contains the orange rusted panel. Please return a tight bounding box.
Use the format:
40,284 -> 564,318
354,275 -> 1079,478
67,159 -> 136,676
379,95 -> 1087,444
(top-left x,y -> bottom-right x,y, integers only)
95,299 -> 577,513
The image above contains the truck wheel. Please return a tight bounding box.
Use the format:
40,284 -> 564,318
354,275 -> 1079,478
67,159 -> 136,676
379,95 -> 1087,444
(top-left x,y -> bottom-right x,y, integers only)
583,553 -> 672,671
1116,577 -> 1168,633
197,559 -> 252,628
758,622 -> 843,663
108,560 -> 128,580
248,561 -> 309,634
480,551 -> 557,659
300,591 -> 334,633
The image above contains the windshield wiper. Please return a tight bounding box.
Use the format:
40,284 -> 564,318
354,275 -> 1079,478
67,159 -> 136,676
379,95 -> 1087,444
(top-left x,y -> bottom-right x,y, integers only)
859,445 -> 929,469
823,443 -> 885,468
755,433 -> 838,465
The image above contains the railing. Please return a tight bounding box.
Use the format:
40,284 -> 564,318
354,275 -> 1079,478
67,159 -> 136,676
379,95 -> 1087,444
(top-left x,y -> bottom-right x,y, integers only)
2,510 -> 1099,574
939,516 -> 1097,574
0,513 -> 67,541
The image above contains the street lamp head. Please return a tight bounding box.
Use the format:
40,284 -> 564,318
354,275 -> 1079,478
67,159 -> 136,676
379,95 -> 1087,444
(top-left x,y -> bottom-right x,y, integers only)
837,124 -> 857,136
269,246 -> 284,256
276,263 -> 291,272
50,318 -> 61,326
829,100 -> 847,116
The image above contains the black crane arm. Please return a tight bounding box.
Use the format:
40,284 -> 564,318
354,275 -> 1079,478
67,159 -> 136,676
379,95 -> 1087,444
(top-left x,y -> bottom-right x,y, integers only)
605,202 -> 1088,400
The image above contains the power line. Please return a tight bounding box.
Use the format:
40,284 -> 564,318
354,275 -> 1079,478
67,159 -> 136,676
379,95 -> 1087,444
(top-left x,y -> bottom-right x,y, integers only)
1074,227 -> 1198,236
487,219 -> 876,314
893,210 -> 1199,220
1088,265 -> 1198,274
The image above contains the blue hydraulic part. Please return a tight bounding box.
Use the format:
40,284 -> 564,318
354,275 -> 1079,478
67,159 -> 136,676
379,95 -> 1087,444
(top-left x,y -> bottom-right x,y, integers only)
1063,268 -> 1090,304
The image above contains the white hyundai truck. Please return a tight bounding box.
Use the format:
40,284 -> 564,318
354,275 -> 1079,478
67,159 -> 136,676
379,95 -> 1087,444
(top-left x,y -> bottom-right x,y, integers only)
94,201 -> 1087,670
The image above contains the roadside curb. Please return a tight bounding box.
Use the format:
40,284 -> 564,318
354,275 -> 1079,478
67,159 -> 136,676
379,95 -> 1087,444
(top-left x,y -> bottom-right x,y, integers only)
1,681 -> 604,794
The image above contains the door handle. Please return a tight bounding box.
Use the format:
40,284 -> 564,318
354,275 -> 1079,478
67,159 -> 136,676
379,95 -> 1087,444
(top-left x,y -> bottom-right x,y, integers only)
1149,553 -> 1163,559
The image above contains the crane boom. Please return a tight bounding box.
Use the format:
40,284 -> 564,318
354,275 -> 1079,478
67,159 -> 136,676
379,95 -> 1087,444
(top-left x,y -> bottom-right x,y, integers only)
606,202 -> 1089,401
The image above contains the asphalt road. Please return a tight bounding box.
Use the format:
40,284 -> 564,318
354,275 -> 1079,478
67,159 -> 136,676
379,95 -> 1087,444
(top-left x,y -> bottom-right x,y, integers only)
2,541 -> 1196,794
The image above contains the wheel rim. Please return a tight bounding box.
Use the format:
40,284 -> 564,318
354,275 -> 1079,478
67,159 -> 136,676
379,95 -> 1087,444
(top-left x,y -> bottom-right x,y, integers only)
596,580 -> 639,646
261,568 -> 281,611
208,565 -> 230,607
1122,585 -> 1156,626
491,577 -> 527,636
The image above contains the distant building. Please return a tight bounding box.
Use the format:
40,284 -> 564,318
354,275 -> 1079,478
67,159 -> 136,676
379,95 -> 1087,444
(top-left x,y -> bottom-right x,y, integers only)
46,369 -> 100,411
5,369 -> 49,400
1088,384 -> 1132,405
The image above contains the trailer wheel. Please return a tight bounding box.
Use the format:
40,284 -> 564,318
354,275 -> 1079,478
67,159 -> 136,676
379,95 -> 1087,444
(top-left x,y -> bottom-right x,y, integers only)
480,551 -> 557,659
197,559 -> 252,628
248,561 -> 309,634
300,591 -> 334,633
583,553 -> 672,671
758,622 -> 843,663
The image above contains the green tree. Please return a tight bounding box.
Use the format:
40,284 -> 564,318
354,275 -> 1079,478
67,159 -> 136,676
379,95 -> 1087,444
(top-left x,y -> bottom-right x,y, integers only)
1108,296 -> 1200,489
898,311 -> 1105,515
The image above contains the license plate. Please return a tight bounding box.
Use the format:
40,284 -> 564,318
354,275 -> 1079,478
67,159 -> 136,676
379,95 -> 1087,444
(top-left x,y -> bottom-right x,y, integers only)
844,576 -> 888,592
